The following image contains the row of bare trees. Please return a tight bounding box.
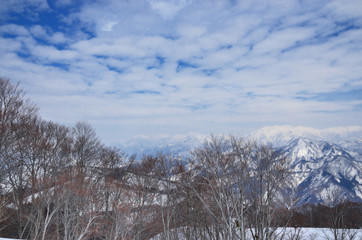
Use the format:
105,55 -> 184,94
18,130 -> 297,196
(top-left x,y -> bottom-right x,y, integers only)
0,77 -> 131,239
0,77 -> 360,240
178,135 -> 292,240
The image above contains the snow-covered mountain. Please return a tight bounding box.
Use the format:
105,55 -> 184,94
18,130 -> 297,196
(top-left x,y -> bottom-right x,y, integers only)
252,125 -> 362,156
120,126 -> 362,204
120,133 -> 207,158
252,126 -> 362,204
121,126 -> 362,158
279,137 -> 362,205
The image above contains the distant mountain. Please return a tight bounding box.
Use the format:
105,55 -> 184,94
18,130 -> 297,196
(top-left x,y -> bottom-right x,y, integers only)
251,125 -> 362,158
120,126 -> 362,205
279,137 -> 362,205
252,126 -> 362,204
120,133 -> 207,158
121,125 -> 362,159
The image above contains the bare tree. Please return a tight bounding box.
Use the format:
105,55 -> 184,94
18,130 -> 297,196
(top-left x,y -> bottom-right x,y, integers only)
247,143 -> 289,240
27,176 -> 64,240
322,189 -> 361,240
178,171 -> 211,240
0,195 -> 9,234
188,136 -> 289,240
56,171 -> 100,240
153,153 -> 185,240
96,145 -> 127,216
100,175 -> 135,240
0,77 -> 39,238
188,135 -> 253,240
37,121 -> 72,178
71,121 -> 102,172
130,156 -> 160,239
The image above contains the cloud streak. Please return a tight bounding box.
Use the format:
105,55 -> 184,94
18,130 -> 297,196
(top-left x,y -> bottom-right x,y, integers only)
0,0 -> 361,143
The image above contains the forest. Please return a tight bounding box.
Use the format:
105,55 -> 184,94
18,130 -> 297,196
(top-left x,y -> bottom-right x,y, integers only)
0,77 -> 361,240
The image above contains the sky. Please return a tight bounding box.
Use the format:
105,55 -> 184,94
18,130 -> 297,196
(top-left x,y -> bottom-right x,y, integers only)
0,0 -> 362,144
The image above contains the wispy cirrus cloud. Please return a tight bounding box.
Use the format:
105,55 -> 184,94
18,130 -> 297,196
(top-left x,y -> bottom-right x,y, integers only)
0,0 -> 49,20
0,0 -> 361,143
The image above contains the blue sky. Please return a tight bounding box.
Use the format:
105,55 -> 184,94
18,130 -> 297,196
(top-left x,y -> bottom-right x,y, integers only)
1,0 -> 361,144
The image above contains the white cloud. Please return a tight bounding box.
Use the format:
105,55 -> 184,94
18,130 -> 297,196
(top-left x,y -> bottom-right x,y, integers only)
54,0 -> 72,7
0,0 -> 49,20
0,24 -> 29,36
49,32 -> 68,44
1,0 -> 362,142
253,27 -> 315,54
148,0 -> 190,19
29,25 -> 47,38
100,21 -> 118,32
31,45 -> 78,62
177,25 -> 206,39
0,38 -> 22,52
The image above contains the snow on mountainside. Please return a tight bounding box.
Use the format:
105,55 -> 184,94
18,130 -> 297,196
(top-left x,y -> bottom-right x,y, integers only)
120,126 -> 362,205
121,126 -> 362,159
254,126 -> 362,204
252,125 -> 362,155
252,125 -> 362,144
120,133 -> 207,158
279,137 -> 362,204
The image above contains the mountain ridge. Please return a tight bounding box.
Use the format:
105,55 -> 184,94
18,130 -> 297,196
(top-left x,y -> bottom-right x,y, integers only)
279,137 -> 362,205
119,126 -> 362,205
120,125 -> 362,158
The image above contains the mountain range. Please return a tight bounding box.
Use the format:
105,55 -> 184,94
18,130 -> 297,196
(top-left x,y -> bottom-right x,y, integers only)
279,137 -> 362,205
253,125 -> 362,158
120,126 -> 362,205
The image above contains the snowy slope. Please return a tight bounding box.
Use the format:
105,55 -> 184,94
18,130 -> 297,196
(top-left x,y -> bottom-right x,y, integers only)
279,137 -> 362,204
150,227 -> 362,240
120,133 -> 207,158
119,126 -> 362,205
250,126 -> 362,145
121,126 -> 362,158
0,238 -> 24,240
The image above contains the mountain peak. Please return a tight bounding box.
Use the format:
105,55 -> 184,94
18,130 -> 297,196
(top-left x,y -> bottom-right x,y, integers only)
252,125 -> 362,147
119,126 -> 362,204
279,136 -> 362,204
